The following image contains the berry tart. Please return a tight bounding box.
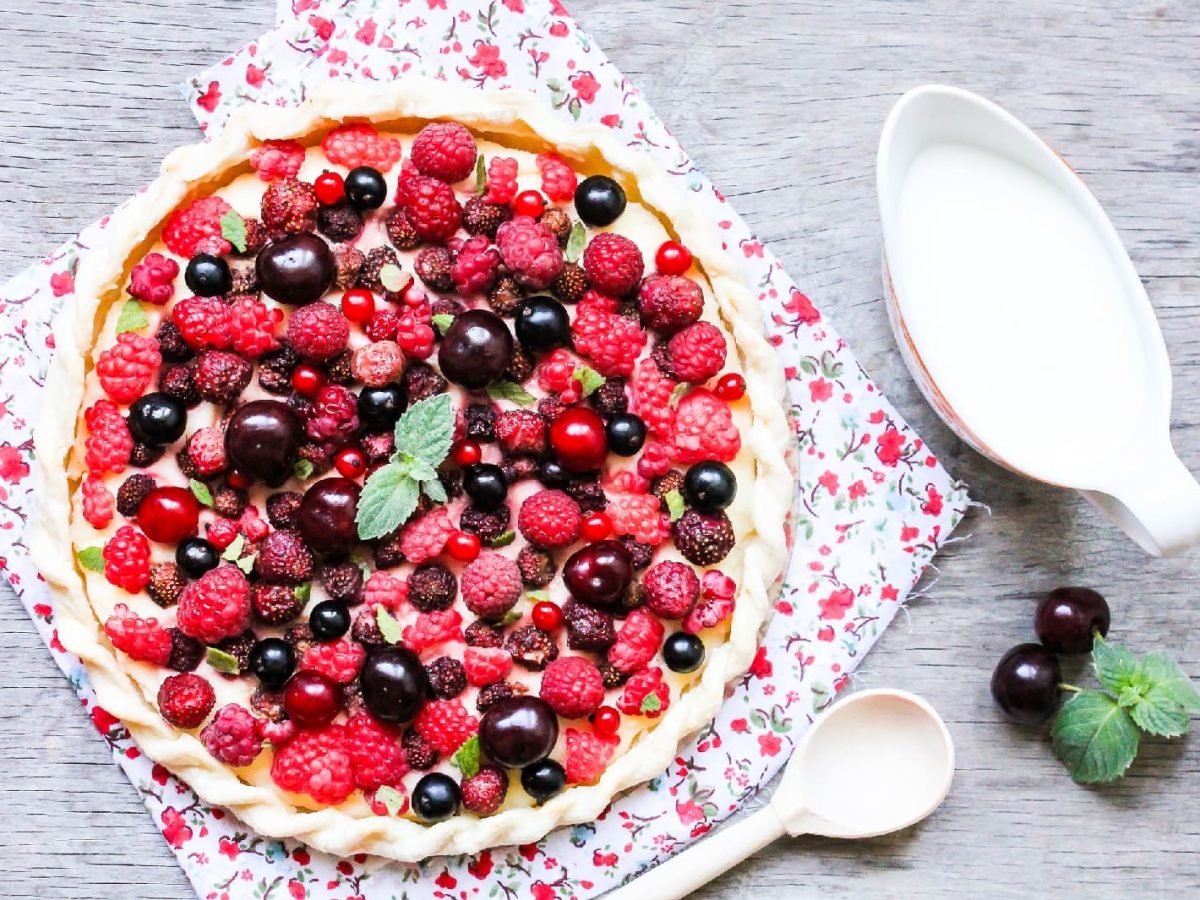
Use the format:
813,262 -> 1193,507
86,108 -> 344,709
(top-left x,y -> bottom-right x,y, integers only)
32,81 -> 793,860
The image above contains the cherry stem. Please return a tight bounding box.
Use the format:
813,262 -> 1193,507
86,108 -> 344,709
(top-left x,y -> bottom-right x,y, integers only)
1059,683 -> 1083,693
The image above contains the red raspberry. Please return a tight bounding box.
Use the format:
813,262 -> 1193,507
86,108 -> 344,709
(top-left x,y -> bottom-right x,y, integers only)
346,712 -> 408,790
450,235 -> 502,294
684,569 -> 736,634
517,489 -> 582,549
193,350 -> 253,405
300,637 -> 366,684
103,602 -> 170,663
363,570 -> 409,608
483,156 -> 519,204
365,310 -> 399,342
261,177 -> 319,239
271,723 -> 354,804
535,153 -> 578,202
463,646 -> 514,687
351,340 -> 404,387
564,727 -> 619,784
395,315 -> 435,362
306,384 -> 359,445
539,656 -> 605,718
460,551 -> 522,620
413,699 -> 478,754
228,297 -> 283,359
162,196 -> 233,258
128,252 -> 180,305
322,123 -> 403,172
616,666 -> 670,719
642,560 -> 700,619
631,360 -> 678,441
607,608 -> 664,674
157,673 -> 216,728
399,508 -> 453,565
201,703 -> 264,767
460,764 -> 508,815
666,322 -> 727,384
287,301 -> 349,361
401,174 -> 462,242
572,305 -> 646,378
205,517 -> 240,550
250,139 -> 305,182
172,295 -> 233,350
81,475 -> 115,529
535,348 -> 576,394
671,389 -> 741,464
583,232 -> 644,297
101,526 -> 151,592
637,274 -> 704,334
495,216 -> 564,290
410,122 -> 478,183
240,506 -> 269,542
494,409 -> 547,455
95,333 -> 161,405
636,441 -> 672,480
403,609 -> 464,654
186,426 -> 227,476
577,289 -> 621,317
84,400 -> 132,475
606,492 -> 670,546
176,564 -> 251,644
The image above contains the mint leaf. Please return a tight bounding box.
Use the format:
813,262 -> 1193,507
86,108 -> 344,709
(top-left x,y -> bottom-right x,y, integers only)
206,647 -> 241,676
220,208 -> 248,253
1093,636 -> 1139,696
422,478 -> 447,504
486,381 -> 536,407
398,454 -> 438,484
379,263 -> 407,293
189,478 -> 214,508
221,533 -> 245,562
355,464 -> 420,540
474,154 -> 486,195
76,546 -> 105,573
1050,690 -> 1140,784
375,785 -> 406,816
525,590 -> 550,604
376,606 -> 403,644
294,582 -> 312,604
664,489 -> 686,522
293,459 -> 314,481
1139,650 -> 1200,714
432,313 -> 455,335
235,553 -> 255,575
640,693 -> 663,714
394,393 -> 454,468
498,609 -> 524,627
1129,690 -> 1190,737
573,364 -> 604,396
115,299 -> 149,334
565,220 -> 587,263
451,734 -> 481,778
490,529 -> 515,548
669,383 -> 689,407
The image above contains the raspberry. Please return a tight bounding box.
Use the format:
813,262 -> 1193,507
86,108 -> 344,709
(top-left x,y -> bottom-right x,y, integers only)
562,599 -> 617,652
103,602 -> 170,663
407,564 -> 456,612
583,232 -> 644,297
459,551 -> 522,620
495,409 -> 546,455
413,699 -> 478,755
172,295 -> 233,350
424,656 -> 467,699
553,262 -> 589,305
495,216 -> 564,290
201,703 -> 263,767
672,509 -> 735,566
318,202 -> 364,243
671,389 -> 740,464
664,321 -> 727,384
483,156 -> 519,204
84,400 -> 132,475
193,350 -> 252,405
301,637 -> 366,684
398,508 -> 452,565
564,727 -> 619,784
228,298 -> 282,359
365,310 -> 400,342
606,492 -> 670,546
205,516 -> 240,550
450,235 -> 502,294
347,340 -> 402,388
637,274 -> 704,334
403,609 -> 464,654
607,608 -> 664,674
255,529 -> 314,584
147,562 -> 185,608
684,569 -> 736,634
81,475 -> 114,529
535,153 -> 578,202
251,582 -> 302,626
157,673 -> 215,728
271,723 -> 354,804
463,196 -> 512,238
540,656 -> 605,719
643,561 -> 700,620
162,196 -> 232,258
323,123 -> 403,172
128,252 -> 180,305
462,645 -> 513,688
505,624 -> 559,671
100,525 -> 151,592
95,333 -> 161,405
616,666 -> 670,719
250,139 -> 305,181
306,384 -> 359,445
176,564 -> 251,644
396,314 -> 436,361
517,490 -> 582,549
572,305 -> 646,378
415,246 -> 453,292
346,712 -> 408,790
517,545 -> 556,588
185,426 -> 226,476
458,504 -> 510,544
535,348 -> 576,394
460,764 -> 508,815
159,364 -> 198,406
287,302 -> 349,361
401,174 -> 462,242
411,122 -> 478,183
363,570 -> 409,610
262,177 -> 318,239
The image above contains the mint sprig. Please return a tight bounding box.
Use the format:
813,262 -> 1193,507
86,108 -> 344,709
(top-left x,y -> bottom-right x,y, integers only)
220,209 -> 248,253
451,735 -> 481,778
115,299 -> 149,334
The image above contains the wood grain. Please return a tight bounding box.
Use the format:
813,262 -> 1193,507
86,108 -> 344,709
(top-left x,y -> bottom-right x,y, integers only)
1,1 -> 1198,897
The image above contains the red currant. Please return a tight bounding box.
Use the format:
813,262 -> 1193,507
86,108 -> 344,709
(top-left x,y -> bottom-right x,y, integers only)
531,600 -> 563,632
714,372 -> 746,402
655,240 -> 693,275
592,705 -> 621,737
334,447 -> 367,479
452,440 -> 482,467
513,190 -> 547,218
446,530 -> 482,562
291,364 -> 326,399
314,170 -> 346,206
341,288 -> 376,324
283,671 -> 341,728
549,407 -> 608,472
581,512 -> 613,542
137,486 -> 200,544
225,470 -> 252,491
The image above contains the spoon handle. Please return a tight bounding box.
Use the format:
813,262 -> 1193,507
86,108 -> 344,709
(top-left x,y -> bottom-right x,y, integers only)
605,805 -> 787,900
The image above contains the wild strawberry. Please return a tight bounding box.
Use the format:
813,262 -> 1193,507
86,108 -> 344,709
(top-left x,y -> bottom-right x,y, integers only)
185,426 -> 226,476
460,764 -> 508,815
96,333 -> 161,405
261,177 -> 319,239
351,340 -> 404,387
157,673 -> 216,728
672,509 -> 735,566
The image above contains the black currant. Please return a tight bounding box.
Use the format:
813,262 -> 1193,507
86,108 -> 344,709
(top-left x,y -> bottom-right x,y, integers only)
309,600 -> 351,642
175,537 -> 219,578
605,413 -> 646,457
463,464 -> 508,511
514,295 -> 570,353
521,759 -> 566,804
129,392 -> 187,446
184,253 -> 233,297
663,632 -> 705,673
683,461 -> 737,512
538,459 -> 571,489
357,384 -> 407,431
344,166 -> 387,211
412,773 -> 461,822
249,638 -> 296,690
574,175 -> 626,227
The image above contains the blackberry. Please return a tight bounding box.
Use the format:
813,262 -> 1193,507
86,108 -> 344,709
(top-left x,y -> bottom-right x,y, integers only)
486,275 -> 523,316
166,628 -> 205,673
500,457 -> 538,485
342,678 -> 366,717
672,509 -> 735,565
325,351 -> 355,385
431,297 -> 467,320
332,243 -> 366,290
284,622 -> 315,659
462,196 -> 511,238
651,470 -> 685,508
175,448 -> 199,480
297,442 -> 334,477
408,564 -> 457,612
599,661 -> 630,689
402,361 -> 448,404
619,536 -> 654,570
253,583 -> 304,626
287,395 -> 315,421
318,562 -> 363,604
357,246 -> 402,295
552,261 -> 588,304
266,491 -> 302,529
650,341 -> 675,379
385,206 -> 421,251
362,431 -> 395,465
590,377 -> 628,416
402,728 -> 439,770
464,619 -> 504,648
539,207 -> 572,246
476,681 -> 517,712
505,624 -> 559,671
241,218 -> 269,256
425,657 -> 467,699
229,265 -> 259,296
536,395 -> 566,423
458,504 -> 510,544
465,403 -> 496,443
129,441 -> 165,468
194,351 -> 252,404
438,467 -> 463,500
415,246 -> 454,293
214,629 -> 257,676
563,599 -> 617,652
517,545 -> 556,588
374,532 -> 406,570
250,686 -> 286,722
258,365 -> 292,396
317,201 -> 364,243
505,344 -> 534,383
212,485 -> 248,519
159,364 -> 200,408
146,562 -> 185,608
565,478 -> 607,514
618,579 -> 645,614
155,319 -> 194,363
116,473 -> 156,518
351,607 -> 384,646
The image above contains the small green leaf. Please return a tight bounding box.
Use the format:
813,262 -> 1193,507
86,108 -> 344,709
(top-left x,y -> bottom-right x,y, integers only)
451,734 -> 481,779
394,393 -> 455,468
565,221 -> 587,263
572,365 -> 604,396
486,381 -> 536,407
498,609 -> 524,627
375,784 -> 406,816
1139,650 -> 1200,714
115,299 -> 149,334
220,208 -> 248,253
399,454 -> 438,484
379,263 -> 407,293
293,459 -> 315,481
1050,690 -> 1140,783
221,533 -> 245,562
422,477 -> 447,504
1093,636 -> 1139,696
206,647 -> 241,676
294,582 -> 312,603
432,313 -> 455,335
355,464 -> 420,541
76,546 -> 105,573
664,489 -> 686,522
376,605 -> 403,644
669,383 -> 690,407
235,554 -> 255,575
525,590 -> 550,604
1129,691 -> 1190,737
189,479 -> 214,508
474,154 -> 486,195
490,530 -> 515,548
640,693 -> 663,714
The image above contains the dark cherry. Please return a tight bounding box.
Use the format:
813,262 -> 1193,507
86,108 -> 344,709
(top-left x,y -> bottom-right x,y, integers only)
184,253 -> 233,297
437,309 -> 514,390
357,384 -> 406,430
1034,587 -> 1110,654
479,696 -> 559,769
249,638 -> 295,690
683,461 -> 737,513
309,600 -> 351,641
344,166 -> 387,211
129,392 -> 187,445
663,632 -> 705,673
176,537 -> 219,577
361,646 -> 429,724
514,295 -> 570,353
521,759 -> 566,805
605,413 -> 646,457
256,232 -> 335,305
283,670 -> 341,728
550,406 -> 607,472
562,540 -> 633,607
298,477 -> 361,555
225,400 -> 303,487
137,486 -> 200,544
462,464 -> 508,511
574,175 -> 626,226
991,643 -> 1062,725
537,459 -> 571,489
412,773 -> 461,822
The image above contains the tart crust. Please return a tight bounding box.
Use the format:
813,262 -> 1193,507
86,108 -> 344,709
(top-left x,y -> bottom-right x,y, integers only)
31,79 -> 794,860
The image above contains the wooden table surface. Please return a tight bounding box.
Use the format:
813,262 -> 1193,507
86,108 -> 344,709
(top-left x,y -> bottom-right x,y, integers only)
2,1 -> 1198,896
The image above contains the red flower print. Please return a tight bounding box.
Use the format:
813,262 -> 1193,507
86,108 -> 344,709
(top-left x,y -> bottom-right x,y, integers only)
676,798 -> 705,824
309,15 -> 334,40
847,480 -> 867,499
881,584 -> 899,601
0,445 -> 29,483
89,705 -> 119,734
600,113 -> 621,127
900,525 -> 919,542
196,81 -> 221,113
434,870 -> 456,889
809,378 -> 833,402
550,0 -> 568,15
875,426 -> 905,467
817,470 -> 838,495
730,717 -> 748,733
758,733 -> 782,757
327,48 -> 348,65
469,42 -> 507,79
49,270 -> 74,297
550,21 -> 569,37
503,0 -> 525,11
288,882 -> 305,900
293,849 -> 310,866
336,861 -> 353,876
784,288 -> 821,325
152,764 -> 170,785
922,485 -> 944,516
741,240 -> 764,258
218,837 -> 239,860
570,71 -> 600,103
468,851 -> 493,879
817,625 -> 835,642
519,843 -> 539,861
160,807 -> 192,849
593,849 -> 618,867
868,409 -> 885,424
245,64 -> 265,88
355,18 -> 377,45
818,587 -> 855,620
749,645 -> 773,679
531,884 -> 555,900
427,0 -> 447,8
